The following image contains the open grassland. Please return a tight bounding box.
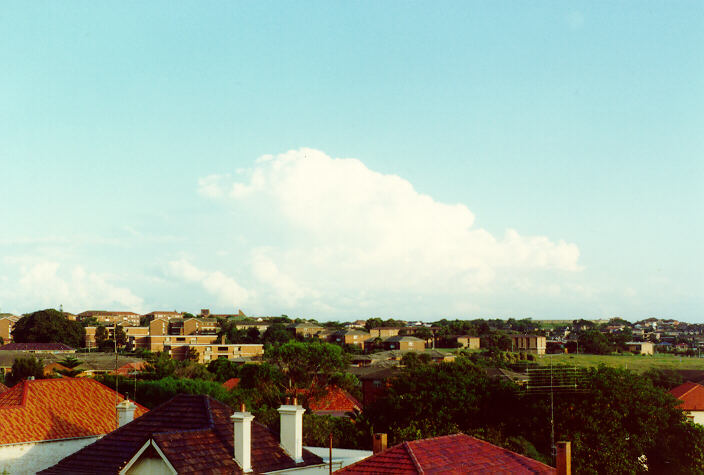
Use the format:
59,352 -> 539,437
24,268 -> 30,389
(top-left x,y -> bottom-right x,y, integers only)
535,353 -> 704,372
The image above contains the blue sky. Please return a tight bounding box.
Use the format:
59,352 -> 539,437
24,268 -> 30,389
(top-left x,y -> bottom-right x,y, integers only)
1,2 -> 702,321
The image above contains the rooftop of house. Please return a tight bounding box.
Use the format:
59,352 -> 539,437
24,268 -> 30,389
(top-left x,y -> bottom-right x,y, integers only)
670,381 -> 704,411
0,314 -> 20,322
297,386 -> 362,417
383,335 -> 424,343
0,378 -> 148,446
349,366 -> 403,381
0,382 -> 7,394
334,329 -> 371,337
0,342 -> 75,352
41,394 -> 323,474
0,351 -> 145,372
288,322 -> 324,329
222,377 -> 240,391
78,311 -> 140,317
336,433 -> 555,474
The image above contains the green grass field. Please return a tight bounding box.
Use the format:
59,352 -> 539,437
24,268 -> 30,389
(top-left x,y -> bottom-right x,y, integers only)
534,353 -> 704,372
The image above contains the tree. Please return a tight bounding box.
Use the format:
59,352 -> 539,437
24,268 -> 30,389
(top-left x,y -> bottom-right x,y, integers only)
11,309 -> 85,348
207,358 -> 240,382
549,366 -> 704,473
245,327 -> 261,343
365,318 -> 384,330
262,323 -> 292,345
400,351 -> 431,369
58,355 -> 82,368
412,327 -> 433,342
6,356 -> 44,386
578,330 -> 613,355
95,326 -> 108,349
265,341 -> 348,389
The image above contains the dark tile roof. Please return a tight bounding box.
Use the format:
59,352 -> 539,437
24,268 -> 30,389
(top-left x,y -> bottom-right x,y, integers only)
336,433 -> 555,474
0,342 -> 74,351
383,335 -> 423,343
41,394 -> 323,474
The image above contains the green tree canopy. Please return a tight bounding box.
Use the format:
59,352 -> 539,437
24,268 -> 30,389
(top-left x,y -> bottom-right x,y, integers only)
12,309 -> 85,348
578,330 -> 613,355
262,323 -> 292,345
265,341 -> 348,389
6,356 -> 44,386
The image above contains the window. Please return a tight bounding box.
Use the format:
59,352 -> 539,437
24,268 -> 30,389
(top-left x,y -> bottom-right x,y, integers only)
218,347 -> 228,351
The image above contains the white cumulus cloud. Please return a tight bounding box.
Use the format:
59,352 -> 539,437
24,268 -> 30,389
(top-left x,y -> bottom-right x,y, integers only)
0,258 -> 144,313
195,148 -> 582,316
168,259 -> 250,307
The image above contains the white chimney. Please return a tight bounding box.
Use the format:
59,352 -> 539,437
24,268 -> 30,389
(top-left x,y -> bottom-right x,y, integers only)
231,404 -> 254,473
116,399 -> 136,428
278,399 -> 305,463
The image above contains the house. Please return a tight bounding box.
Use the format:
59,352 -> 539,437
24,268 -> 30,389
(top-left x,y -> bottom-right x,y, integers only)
0,342 -> 75,353
78,311 -> 141,327
42,362 -> 73,376
0,378 -> 147,474
368,327 -> 401,339
453,335 -> 481,349
288,322 -> 325,338
381,335 -> 424,352
41,394 -> 367,474
0,314 -> 20,344
141,311 -> 183,322
115,361 -> 147,376
298,386 -> 362,417
336,433 -> 558,474
222,377 -> 241,391
670,381 -> 704,425
351,366 -> 402,407
0,351 -> 145,378
625,341 -> 654,355
511,335 -> 547,355
165,336 -> 264,364
331,330 -> 371,349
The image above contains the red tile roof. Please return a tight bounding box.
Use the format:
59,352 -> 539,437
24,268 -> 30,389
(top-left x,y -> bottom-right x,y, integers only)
41,394 -> 324,474
298,386 -> 362,416
0,342 -> 75,351
116,361 -> 146,376
670,381 -> 704,411
43,362 -> 72,376
223,377 -> 241,390
0,382 -> 8,394
336,433 -> 555,474
0,378 -> 148,445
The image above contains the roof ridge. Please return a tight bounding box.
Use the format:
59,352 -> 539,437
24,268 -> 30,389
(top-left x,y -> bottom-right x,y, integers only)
403,441 -> 424,474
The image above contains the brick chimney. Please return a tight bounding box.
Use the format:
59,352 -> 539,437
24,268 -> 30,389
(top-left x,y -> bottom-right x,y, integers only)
231,403 -> 254,473
556,441 -> 571,475
116,399 -> 136,428
373,433 -> 387,453
278,398 -> 305,463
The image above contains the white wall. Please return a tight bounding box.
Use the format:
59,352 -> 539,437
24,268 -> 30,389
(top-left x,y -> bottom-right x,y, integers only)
689,410 -> 704,425
0,436 -> 100,474
126,455 -> 174,475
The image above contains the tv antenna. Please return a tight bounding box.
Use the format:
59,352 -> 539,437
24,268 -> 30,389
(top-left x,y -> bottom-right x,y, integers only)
525,355 -> 588,465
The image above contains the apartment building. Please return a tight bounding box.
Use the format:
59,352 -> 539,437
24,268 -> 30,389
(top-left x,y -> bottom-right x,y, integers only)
0,315 -> 19,343
78,311 -> 141,326
511,335 -> 547,355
